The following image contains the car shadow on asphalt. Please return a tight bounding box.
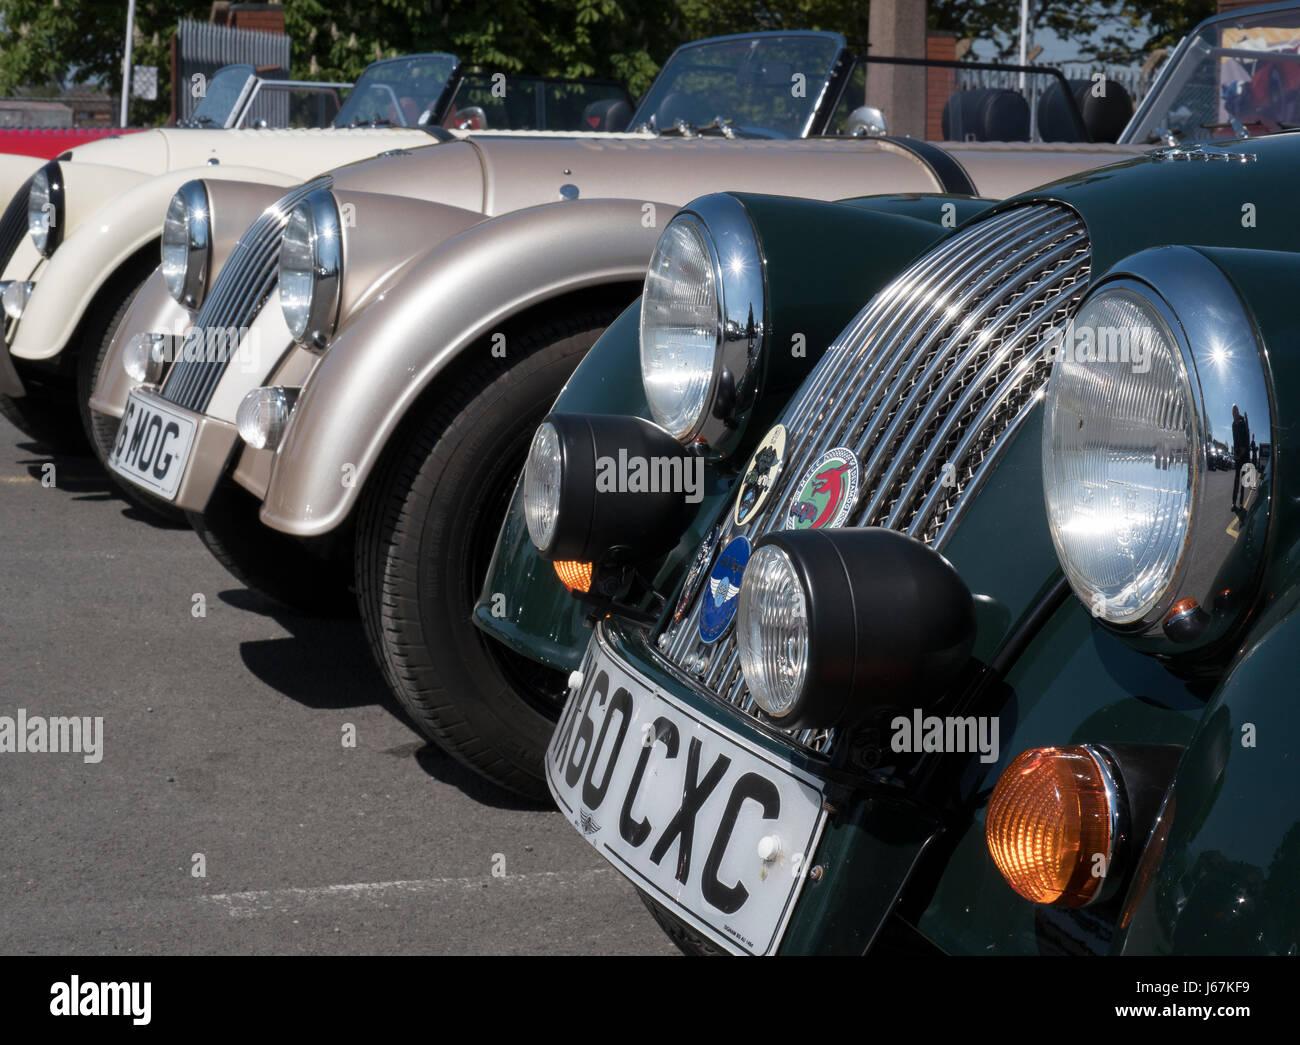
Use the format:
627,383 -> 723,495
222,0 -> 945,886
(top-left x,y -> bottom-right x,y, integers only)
17,444 -> 189,529
220,587 -> 549,812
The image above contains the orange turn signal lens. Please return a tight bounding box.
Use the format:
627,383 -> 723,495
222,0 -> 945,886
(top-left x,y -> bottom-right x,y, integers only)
553,560 -> 593,593
985,745 -> 1115,907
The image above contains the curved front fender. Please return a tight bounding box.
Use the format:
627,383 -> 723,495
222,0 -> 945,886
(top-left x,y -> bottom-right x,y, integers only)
10,164 -> 301,362
331,190 -> 486,324
1117,595 -> 1300,955
259,197 -> 669,537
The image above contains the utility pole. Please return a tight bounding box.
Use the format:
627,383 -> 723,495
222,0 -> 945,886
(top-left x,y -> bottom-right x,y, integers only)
1018,0 -> 1031,88
120,0 -> 137,127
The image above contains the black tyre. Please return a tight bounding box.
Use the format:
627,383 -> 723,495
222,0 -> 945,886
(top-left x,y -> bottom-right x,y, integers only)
0,385 -> 85,453
79,272 -> 186,522
355,309 -> 618,799
189,481 -> 355,618
636,890 -> 726,956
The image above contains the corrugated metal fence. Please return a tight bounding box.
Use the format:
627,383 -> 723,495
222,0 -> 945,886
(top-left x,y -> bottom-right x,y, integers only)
175,17 -> 291,125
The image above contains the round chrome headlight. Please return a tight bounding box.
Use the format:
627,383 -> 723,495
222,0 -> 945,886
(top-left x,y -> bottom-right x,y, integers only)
1042,248 -> 1273,645
640,216 -> 718,439
28,162 -> 63,256
736,543 -> 809,718
639,194 -> 765,452
279,188 -> 342,349
161,181 -> 211,309
1043,287 -> 1195,624
523,421 -> 562,553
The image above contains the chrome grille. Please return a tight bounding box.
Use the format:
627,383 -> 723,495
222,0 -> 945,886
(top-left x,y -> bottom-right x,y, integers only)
161,175 -> 330,412
658,203 -> 1091,755
0,174 -> 35,275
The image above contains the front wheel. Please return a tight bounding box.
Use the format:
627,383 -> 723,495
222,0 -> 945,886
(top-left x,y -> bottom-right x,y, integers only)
355,310 -> 618,800
0,385 -> 85,453
190,481 -> 356,617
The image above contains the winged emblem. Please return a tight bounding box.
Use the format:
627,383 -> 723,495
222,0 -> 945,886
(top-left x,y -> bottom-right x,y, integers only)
579,809 -> 601,836
710,575 -> 740,606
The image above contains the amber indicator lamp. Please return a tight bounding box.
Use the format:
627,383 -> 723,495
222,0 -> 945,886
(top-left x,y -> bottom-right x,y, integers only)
985,745 -> 1115,907
553,560 -> 593,593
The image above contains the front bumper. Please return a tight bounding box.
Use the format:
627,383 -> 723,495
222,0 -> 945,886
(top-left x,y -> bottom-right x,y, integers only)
108,387 -> 238,511
92,296 -> 314,509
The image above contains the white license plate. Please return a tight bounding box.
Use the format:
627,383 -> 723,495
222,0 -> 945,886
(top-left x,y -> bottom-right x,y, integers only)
547,629 -> 827,955
109,393 -> 197,501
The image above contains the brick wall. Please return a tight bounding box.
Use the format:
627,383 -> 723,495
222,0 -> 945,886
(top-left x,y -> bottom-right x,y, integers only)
926,33 -> 958,142
219,3 -> 285,34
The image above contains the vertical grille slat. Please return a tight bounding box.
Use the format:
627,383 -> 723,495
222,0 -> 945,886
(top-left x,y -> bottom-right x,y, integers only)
657,203 -> 1092,756
162,175 -> 331,412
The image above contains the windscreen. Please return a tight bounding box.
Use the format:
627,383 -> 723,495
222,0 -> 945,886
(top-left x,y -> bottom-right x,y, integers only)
1127,8 -> 1300,142
631,34 -> 843,138
188,64 -> 255,127
334,54 -> 458,127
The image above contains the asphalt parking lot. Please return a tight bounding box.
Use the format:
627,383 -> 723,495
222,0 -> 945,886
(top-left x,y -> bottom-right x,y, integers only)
0,415 -> 675,956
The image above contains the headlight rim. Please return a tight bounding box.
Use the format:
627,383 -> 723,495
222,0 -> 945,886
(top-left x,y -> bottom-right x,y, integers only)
28,161 -> 64,257
1042,245 -> 1273,649
523,420 -> 566,556
161,180 -> 212,310
736,540 -> 813,721
639,193 -> 767,455
279,188 -> 342,350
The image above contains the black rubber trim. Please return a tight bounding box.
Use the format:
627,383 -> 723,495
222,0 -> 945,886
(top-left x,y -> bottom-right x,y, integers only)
988,572 -> 1072,678
880,137 -> 977,196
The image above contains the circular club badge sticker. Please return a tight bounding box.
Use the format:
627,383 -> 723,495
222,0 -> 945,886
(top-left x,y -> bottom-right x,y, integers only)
785,447 -> 859,530
733,424 -> 786,527
698,536 -> 751,644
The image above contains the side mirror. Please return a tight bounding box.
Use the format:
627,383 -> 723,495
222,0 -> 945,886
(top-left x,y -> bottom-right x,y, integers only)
846,105 -> 888,138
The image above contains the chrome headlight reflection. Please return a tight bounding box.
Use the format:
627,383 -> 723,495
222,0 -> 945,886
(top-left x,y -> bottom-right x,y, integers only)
736,543 -> 808,718
1042,247 -> 1273,647
1044,287 -> 1194,624
279,188 -> 342,349
161,181 -> 212,309
523,421 -> 562,554
639,194 -> 765,454
28,162 -> 63,256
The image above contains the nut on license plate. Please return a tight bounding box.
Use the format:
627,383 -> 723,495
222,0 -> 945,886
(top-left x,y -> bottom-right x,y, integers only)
546,627 -> 827,955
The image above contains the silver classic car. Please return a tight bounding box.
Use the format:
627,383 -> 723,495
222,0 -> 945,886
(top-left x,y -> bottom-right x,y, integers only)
0,52 -> 630,451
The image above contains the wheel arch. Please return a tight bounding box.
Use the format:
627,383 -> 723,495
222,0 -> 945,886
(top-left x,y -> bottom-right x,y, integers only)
259,197 -> 668,538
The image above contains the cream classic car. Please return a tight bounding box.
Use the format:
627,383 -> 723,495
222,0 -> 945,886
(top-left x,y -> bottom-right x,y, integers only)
94,29 -> 1146,795
0,52 -> 630,449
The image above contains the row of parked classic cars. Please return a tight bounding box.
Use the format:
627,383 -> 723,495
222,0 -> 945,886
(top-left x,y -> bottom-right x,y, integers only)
2,2 -> 1299,956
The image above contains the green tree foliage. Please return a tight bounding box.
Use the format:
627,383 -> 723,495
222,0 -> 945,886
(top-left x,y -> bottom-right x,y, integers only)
930,0 -> 1217,63
0,1 -> 209,123
0,0 -> 1226,125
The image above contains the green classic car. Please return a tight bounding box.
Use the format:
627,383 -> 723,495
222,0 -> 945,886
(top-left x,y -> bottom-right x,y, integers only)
474,130 -> 1300,955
